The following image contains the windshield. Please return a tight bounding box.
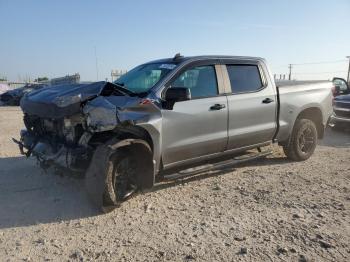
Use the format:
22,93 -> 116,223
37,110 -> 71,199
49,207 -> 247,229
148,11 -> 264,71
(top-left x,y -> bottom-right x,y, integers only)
114,63 -> 177,94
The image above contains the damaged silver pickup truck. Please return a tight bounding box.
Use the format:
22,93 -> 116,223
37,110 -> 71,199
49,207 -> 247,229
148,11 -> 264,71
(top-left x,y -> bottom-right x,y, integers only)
15,55 -> 333,211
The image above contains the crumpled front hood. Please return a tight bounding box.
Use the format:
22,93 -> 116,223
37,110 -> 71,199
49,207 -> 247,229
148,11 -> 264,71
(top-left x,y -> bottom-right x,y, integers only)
20,81 -> 123,118
22,81 -> 106,105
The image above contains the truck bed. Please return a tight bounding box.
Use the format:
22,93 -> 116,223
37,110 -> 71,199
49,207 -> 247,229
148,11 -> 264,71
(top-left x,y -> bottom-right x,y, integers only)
276,80 -> 333,143
275,80 -> 330,87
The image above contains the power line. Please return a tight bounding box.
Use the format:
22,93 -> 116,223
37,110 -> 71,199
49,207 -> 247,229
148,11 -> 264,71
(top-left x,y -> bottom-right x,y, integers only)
271,59 -> 347,68
292,60 -> 347,66
292,71 -> 347,75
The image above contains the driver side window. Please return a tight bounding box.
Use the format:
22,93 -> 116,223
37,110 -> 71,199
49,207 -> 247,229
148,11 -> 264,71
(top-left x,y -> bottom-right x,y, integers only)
172,65 -> 218,99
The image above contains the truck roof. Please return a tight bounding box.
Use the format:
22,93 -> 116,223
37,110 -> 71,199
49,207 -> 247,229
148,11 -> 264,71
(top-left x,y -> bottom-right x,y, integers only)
147,55 -> 265,64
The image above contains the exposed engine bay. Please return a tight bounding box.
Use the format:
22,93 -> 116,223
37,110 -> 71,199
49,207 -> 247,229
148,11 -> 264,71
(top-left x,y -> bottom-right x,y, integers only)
16,113 -> 92,171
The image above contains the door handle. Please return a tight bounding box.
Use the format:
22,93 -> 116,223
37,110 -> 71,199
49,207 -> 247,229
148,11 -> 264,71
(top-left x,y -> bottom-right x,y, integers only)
262,98 -> 274,104
210,104 -> 226,110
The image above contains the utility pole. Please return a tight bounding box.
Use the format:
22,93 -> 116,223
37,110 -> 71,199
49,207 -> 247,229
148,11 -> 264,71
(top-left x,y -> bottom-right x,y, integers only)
288,64 -> 292,80
346,56 -> 350,85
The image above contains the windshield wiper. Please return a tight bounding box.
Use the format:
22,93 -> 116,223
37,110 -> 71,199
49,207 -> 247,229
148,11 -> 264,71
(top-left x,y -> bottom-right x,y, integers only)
114,82 -> 125,86
111,82 -> 137,96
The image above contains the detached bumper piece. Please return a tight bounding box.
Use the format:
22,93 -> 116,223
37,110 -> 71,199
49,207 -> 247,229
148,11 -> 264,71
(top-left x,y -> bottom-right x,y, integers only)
15,129 -> 89,172
330,114 -> 350,124
331,100 -> 350,125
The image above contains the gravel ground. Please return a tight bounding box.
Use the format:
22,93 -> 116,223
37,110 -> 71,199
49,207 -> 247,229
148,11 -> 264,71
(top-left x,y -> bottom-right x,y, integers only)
0,106 -> 349,262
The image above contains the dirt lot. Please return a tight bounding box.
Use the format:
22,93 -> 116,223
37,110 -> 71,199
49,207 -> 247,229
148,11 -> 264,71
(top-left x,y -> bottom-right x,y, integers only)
0,107 -> 349,262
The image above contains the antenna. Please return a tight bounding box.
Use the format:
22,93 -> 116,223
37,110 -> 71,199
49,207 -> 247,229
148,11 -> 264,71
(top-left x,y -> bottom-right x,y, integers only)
173,53 -> 183,61
94,46 -> 99,80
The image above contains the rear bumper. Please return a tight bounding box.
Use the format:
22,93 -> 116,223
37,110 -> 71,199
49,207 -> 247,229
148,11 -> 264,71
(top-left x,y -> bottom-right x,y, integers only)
14,129 -> 89,171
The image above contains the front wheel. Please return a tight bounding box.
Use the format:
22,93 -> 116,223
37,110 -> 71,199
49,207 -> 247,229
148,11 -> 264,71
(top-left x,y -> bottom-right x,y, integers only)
283,119 -> 318,161
85,138 -> 154,213
103,152 -> 138,209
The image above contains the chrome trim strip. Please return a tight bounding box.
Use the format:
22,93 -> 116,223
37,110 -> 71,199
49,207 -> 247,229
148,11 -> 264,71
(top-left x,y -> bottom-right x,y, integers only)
334,107 -> 350,112
331,115 -> 350,122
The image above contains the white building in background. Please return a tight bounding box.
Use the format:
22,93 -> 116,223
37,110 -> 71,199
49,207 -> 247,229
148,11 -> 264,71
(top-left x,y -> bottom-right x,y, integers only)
50,73 -> 80,86
0,73 -> 81,90
111,69 -> 127,82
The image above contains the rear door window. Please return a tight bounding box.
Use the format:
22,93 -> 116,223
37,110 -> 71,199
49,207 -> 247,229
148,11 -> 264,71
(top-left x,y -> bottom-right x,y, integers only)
226,65 -> 263,94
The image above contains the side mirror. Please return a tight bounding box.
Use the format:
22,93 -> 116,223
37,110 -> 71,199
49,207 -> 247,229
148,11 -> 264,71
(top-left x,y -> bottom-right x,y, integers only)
332,77 -> 349,96
335,85 -> 341,94
165,87 -> 191,102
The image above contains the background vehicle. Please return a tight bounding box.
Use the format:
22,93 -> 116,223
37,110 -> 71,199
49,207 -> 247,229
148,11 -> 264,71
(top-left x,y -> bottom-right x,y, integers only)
0,83 -> 46,106
0,83 -> 11,95
330,78 -> 350,129
15,55 -> 333,211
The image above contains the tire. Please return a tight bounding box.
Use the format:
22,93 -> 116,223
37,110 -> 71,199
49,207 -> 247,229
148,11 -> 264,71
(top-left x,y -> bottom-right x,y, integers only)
85,138 -> 149,213
85,142 -> 113,212
103,150 -> 138,209
283,119 -> 318,161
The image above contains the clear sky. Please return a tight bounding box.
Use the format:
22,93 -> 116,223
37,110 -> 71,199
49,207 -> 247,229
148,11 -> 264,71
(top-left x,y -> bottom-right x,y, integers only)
1,0 -> 349,82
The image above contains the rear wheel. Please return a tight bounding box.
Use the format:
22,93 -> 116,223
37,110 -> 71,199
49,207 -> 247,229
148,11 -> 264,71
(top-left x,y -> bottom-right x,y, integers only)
283,119 -> 318,161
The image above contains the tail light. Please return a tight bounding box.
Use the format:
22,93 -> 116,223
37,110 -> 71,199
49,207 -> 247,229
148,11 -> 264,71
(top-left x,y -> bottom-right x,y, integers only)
331,85 -> 336,105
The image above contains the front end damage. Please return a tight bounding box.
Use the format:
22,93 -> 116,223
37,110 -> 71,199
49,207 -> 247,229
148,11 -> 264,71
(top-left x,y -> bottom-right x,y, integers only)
14,114 -> 92,172
15,82 -> 160,178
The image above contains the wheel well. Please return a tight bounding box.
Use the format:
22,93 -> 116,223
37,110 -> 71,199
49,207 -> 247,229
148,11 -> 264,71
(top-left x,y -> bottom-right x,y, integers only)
110,139 -> 154,189
115,125 -> 154,151
89,127 -> 154,189
89,125 -> 154,151
297,107 -> 324,138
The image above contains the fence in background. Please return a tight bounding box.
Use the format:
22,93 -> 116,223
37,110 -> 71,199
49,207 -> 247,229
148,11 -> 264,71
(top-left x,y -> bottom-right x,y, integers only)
0,81 -> 28,90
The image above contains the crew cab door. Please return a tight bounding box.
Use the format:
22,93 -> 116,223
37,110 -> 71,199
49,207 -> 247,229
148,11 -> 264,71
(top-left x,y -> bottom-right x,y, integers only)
161,63 -> 228,167
223,62 -> 277,149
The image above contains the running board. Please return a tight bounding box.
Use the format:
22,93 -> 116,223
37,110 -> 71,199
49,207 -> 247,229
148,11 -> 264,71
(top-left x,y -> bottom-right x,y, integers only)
163,150 -> 272,181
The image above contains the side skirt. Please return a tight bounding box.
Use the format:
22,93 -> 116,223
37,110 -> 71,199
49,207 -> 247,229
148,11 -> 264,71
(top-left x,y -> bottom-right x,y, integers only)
163,149 -> 272,181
